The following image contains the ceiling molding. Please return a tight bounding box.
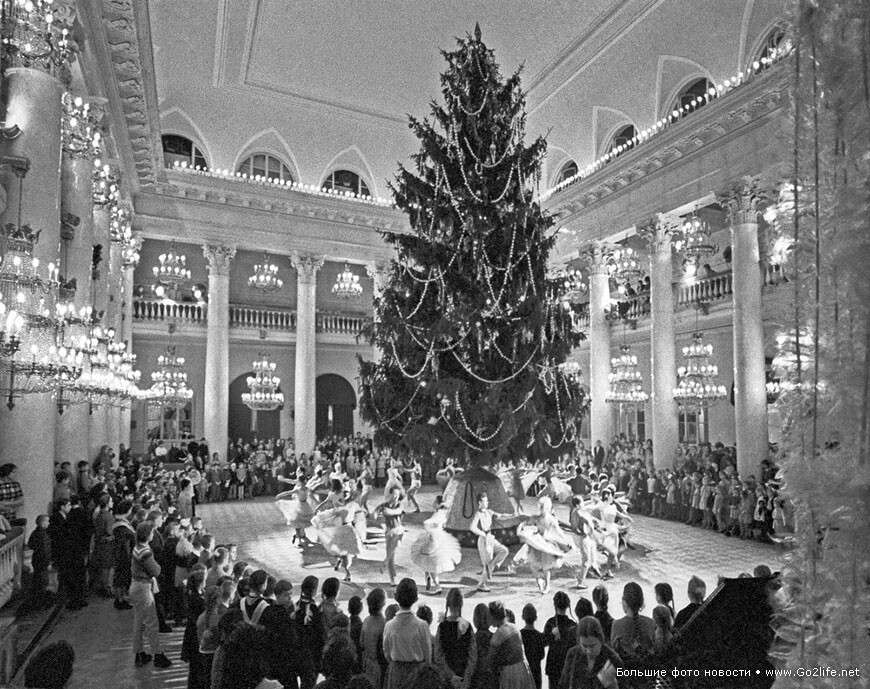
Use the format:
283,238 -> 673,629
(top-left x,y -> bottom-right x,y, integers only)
211,0 -> 232,87
592,105 -> 637,158
737,0 -> 756,73
527,0 -> 667,115
78,0 -> 164,190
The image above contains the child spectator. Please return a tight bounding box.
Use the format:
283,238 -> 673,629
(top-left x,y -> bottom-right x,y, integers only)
27,514 -> 52,608
520,603 -> 545,689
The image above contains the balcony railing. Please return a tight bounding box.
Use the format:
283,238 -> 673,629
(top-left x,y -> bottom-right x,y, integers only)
229,304 -> 296,331
0,529 -> 24,611
133,299 -> 370,337
317,311 -> 369,336
133,299 -> 206,323
676,272 -> 733,308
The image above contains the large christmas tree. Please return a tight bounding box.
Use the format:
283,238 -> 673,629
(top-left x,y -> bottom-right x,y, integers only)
359,25 -> 584,463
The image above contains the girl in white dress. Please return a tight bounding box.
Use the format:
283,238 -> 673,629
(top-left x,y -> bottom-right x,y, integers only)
514,496 -> 573,594
409,495 -> 461,594
274,482 -> 315,546
311,495 -> 362,582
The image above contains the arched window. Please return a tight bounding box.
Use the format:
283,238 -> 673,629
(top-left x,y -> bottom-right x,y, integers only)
322,169 -> 371,197
162,134 -> 207,169
555,160 -> 578,185
752,26 -> 789,70
604,124 -> 637,158
237,153 -> 294,182
671,77 -> 713,116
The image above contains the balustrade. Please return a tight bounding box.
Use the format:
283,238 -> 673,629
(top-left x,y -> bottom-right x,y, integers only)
133,299 -> 206,323
229,304 -> 296,331
0,529 -> 24,611
675,271 -> 734,308
316,311 -> 370,335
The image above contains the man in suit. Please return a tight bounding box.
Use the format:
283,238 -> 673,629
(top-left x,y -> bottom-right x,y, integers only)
592,440 -> 606,469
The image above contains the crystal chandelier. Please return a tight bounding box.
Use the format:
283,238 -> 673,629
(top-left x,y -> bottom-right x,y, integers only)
557,268 -> 587,301
607,246 -> 643,282
673,332 -> 727,412
61,92 -> 101,158
332,263 -> 362,299
0,166 -> 64,405
92,159 -> 119,208
605,344 -> 648,408
0,0 -> 76,74
248,253 -> 283,292
121,234 -> 142,268
144,346 -> 193,407
242,354 -> 283,411
674,211 -> 718,276
152,242 -> 191,284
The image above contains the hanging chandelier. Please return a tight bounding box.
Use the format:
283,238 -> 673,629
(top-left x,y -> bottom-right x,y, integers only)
0,164 -> 65,406
605,344 -> 648,408
673,332 -> 727,412
121,234 -> 142,268
152,242 -> 191,285
143,346 -> 193,407
0,0 -> 76,74
607,246 -> 643,282
248,253 -> 283,292
92,159 -> 120,208
674,211 -> 718,276
242,354 -> 283,411
332,263 -> 362,299
61,92 -> 101,158
557,268 -> 587,301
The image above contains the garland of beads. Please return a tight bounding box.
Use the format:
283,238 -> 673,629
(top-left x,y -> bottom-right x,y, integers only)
449,345 -> 539,384
438,407 -> 484,452
450,86 -> 490,117
389,339 -> 433,379
454,390 -> 505,442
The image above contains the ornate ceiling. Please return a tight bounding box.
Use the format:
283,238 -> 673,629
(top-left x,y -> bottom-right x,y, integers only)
140,0 -> 784,194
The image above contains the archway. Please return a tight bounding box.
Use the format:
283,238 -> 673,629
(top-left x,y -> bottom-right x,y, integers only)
316,374 -> 356,440
228,372 -> 282,443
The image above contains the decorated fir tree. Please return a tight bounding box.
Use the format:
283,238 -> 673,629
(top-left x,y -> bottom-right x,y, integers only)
359,25 -> 584,463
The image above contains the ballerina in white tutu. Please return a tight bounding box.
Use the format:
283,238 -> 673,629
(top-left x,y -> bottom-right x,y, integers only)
514,496 -> 574,594
274,480 -> 315,546
311,494 -> 363,582
406,458 -> 422,512
409,495 -> 461,595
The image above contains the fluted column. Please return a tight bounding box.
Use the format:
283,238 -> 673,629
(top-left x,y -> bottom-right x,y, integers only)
641,215 -> 680,469
203,244 -> 236,459
584,244 -> 613,445
291,252 -> 324,455
719,179 -> 769,478
0,66 -> 65,527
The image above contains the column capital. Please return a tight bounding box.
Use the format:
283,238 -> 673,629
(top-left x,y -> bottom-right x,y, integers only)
291,252 -> 325,283
717,176 -> 772,226
203,244 -> 236,276
578,241 -> 614,276
638,213 -> 681,253
61,93 -> 105,159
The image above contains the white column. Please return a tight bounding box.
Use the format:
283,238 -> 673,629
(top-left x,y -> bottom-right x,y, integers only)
103,240 -> 125,454
365,261 -> 388,363
291,252 -> 324,455
203,244 -> 236,460
56,96 -> 99,468
721,181 -> 769,478
585,245 -> 613,446
117,262 -> 135,449
0,67 -> 64,528
642,215 -> 680,470
88,203 -> 112,461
